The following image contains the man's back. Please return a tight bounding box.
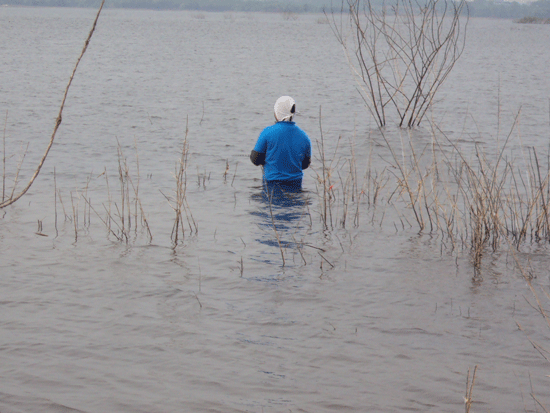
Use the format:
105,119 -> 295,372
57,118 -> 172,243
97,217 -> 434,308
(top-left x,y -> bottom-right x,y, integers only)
254,121 -> 311,182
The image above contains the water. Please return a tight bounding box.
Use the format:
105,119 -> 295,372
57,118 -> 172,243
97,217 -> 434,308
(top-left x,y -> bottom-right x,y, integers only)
1,6 -> 550,412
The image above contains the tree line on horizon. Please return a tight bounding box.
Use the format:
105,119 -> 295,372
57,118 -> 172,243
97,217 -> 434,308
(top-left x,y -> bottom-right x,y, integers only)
2,0 -> 327,11
3,0 -> 550,19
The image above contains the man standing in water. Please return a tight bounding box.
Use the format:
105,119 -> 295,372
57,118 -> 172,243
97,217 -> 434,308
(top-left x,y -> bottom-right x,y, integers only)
250,96 -> 312,192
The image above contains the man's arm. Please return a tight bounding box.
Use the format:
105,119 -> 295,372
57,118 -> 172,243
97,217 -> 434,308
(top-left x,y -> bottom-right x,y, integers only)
250,150 -> 266,166
302,156 -> 311,170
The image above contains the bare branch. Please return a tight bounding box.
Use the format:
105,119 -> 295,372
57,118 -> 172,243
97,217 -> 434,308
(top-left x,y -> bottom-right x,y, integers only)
0,0 -> 105,209
329,0 -> 468,128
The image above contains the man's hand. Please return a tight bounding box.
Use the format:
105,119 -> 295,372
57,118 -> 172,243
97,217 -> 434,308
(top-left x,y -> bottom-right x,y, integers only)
302,156 -> 311,170
250,150 -> 266,166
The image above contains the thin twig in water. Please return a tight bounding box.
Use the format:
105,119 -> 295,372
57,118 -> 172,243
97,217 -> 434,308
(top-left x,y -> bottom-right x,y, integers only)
318,251 -> 334,268
194,292 -> 202,308
70,191 -> 78,242
531,393 -> 550,413
9,143 -> 29,201
0,0 -> 105,209
292,234 -> 307,265
231,161 -> 239,187
83,196 -> 123,241
198,257 -> 202,292
464,365 -> 478,413
2,110 -> 6,203
54,167 -> 58,238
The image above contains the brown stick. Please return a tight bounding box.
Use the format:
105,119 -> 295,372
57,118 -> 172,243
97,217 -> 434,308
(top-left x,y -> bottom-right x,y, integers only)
2,110 -> 7,202
54,167 -> 58,238
464,365 -> 478,413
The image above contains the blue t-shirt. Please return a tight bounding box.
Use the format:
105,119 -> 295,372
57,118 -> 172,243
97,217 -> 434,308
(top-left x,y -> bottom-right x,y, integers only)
253,121 -> 311,182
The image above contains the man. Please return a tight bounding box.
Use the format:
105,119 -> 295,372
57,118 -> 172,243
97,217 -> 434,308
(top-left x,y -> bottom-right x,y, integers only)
250,96 -> 312,192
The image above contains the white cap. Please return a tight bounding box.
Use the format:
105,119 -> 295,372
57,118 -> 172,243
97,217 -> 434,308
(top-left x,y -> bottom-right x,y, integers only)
274,96 -> 296,122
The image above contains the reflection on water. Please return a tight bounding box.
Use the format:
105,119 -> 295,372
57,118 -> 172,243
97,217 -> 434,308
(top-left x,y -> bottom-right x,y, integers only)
249,183 -> 311,264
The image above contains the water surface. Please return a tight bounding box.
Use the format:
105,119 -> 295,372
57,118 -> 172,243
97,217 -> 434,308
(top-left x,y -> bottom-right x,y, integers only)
1,7 -> 550,412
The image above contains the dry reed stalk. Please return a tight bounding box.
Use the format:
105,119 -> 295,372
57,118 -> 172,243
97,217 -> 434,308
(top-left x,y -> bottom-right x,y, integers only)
292,233 -> 307,265
231,161 -> 239,187
35,219 -> 46,236
370,111 -> 550,267
314,106 -> 347,230
504,236 -> 550,330
57,188 -> 69,222
318,251 -> 334,268
96,142 -> 151,243
164,120 -> 197,245
504,238 -> 550,411
110,202 -> 128,240
133,191 -> 152,242
2,110 -> 6,203
0,0 -> 105,209
517,320 -> 550,364
119,144 -> 152,241
409,136 -> 438,232
116,143 -> 129,241
292,107 -> 550,272
197,258 -> 202,291
134,140 -> 140,228
350,138 -> 364,227
317,106 -> 329,229
83,196 -> 124,242
531,394 -> 550,413
82,172 -> 92,230
223,159 -> 229,183
287,201 -> 314,265
464,365 -> 478,413
70,191 -> 78,242
312,123 -> 388,231
54,167 -> 58,237
381,129 -> 427,232
194,292 -> 202,309
102,167 -> 112,233
9,143 -> 29,201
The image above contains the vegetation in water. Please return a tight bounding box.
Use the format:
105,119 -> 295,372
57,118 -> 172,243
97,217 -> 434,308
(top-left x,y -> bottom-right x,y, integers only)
328,0 -> 468,128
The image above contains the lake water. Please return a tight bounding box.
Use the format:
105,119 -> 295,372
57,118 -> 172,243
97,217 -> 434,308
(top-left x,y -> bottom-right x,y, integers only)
1,6 -> 550,412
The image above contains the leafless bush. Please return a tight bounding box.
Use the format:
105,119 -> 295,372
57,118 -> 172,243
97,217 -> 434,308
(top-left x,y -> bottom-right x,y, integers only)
328,0 -> 468,128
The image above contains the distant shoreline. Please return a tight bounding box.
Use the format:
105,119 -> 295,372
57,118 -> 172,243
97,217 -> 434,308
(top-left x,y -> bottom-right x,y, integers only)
1,1 -> 328,13
514,15 -> 550,22
1,0 -> 550,19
